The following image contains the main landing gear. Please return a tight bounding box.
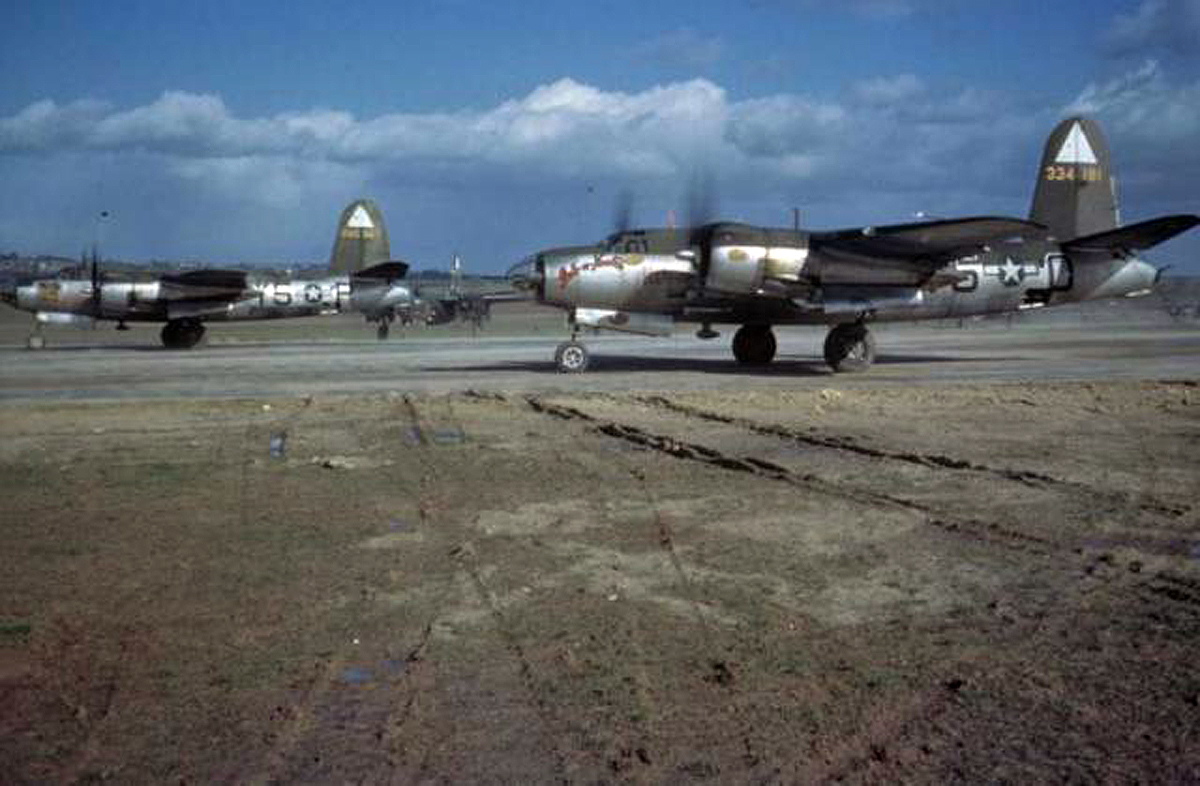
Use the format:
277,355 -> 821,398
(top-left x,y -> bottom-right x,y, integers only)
823,322 -> 876,373
161,319 -> 205,349
731,324 -> 776,366
728,322 -> 877,373
376,317 -> 391,340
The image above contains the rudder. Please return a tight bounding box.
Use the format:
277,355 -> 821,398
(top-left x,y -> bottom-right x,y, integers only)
1029,116 -> 1118,242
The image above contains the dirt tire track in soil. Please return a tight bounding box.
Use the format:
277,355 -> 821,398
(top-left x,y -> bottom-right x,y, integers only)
521,390 -> 1200,650
622,393 -> 1196,563
628,455 -> 770,778
1140,571 -> 1200,615
245,397 -> 378,784
480,392 -> 675,777
250,395 -> 446,783
635,393 -> 1061,489
524,394 -> 1070,561
452,541 -> 571,780
380,400 -> 476,780
631,393 -> 1195,528
463,393 -> 674,777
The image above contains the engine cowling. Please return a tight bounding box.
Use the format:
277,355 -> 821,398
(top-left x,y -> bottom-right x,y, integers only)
705,244 -> 808,295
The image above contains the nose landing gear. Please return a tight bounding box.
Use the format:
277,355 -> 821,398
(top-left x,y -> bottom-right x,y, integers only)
554,339 -> 590,373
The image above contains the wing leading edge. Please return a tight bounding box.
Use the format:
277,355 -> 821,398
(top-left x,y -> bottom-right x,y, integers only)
812,216 -> 1047,269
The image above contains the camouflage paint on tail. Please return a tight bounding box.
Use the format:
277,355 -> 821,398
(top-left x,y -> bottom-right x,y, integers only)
1029,116 -> 1119,242
329,199 -> 391,274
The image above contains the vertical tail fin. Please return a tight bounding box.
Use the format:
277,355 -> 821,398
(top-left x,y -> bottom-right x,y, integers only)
329,199 -> 391,274
1029,116 -> 1119,242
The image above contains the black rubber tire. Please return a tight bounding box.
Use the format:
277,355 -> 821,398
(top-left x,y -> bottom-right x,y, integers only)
185,325 -> 205,348
377,321 -> 390,340
554,340 -> 590,373
162,320 -> 205,349
823,324 -> 876,372
731,325 -> 776,366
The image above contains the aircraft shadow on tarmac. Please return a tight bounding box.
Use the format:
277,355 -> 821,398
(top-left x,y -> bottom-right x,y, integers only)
420,351 -> 1028,376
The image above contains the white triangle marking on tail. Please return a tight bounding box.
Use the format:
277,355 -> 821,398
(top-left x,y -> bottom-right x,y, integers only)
1055,122 -> 1098,165
346,205 -> 375,229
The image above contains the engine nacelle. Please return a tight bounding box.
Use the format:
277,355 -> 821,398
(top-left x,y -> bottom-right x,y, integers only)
705,244 -> 807,295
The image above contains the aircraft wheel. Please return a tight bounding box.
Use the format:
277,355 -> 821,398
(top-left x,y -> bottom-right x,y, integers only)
27,334 -> 45,350
162,320 -> 206,349
180,322 -> 206,349
732,324 -> 776,366
377,321 -> 390,340
824,323 -> 876,373
554,340 -> 590,373
161,321 -> 182,349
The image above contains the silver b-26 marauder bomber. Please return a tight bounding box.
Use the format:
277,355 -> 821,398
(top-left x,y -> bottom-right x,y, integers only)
508,117 -> 1198,373
2,199 -> 413,348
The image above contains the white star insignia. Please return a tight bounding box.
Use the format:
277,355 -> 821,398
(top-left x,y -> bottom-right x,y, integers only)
999,257 -> 1024,285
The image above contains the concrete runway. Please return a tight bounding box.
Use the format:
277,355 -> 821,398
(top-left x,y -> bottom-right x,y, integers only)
1,321 -> 1198,402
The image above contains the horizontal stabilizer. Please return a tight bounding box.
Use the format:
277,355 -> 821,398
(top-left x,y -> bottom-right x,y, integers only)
353,260 -> 409,280
814,216 -> 1047,267
1063,215 -> 1200,255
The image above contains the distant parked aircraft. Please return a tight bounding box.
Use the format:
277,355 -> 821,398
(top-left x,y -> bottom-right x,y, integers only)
2,199 -> 412,348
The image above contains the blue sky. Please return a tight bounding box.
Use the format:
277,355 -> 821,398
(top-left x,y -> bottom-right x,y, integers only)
2,0 -> 1198,272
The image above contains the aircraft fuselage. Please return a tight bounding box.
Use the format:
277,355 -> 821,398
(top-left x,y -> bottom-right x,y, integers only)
524,234 -> 1158,328
14,276 -> 410,324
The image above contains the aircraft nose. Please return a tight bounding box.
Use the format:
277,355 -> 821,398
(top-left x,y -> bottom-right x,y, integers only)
507,256 -> 541,296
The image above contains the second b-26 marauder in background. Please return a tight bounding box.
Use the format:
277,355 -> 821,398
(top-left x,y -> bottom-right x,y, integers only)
2,199 -> 413,348
508,116 -> 1199,373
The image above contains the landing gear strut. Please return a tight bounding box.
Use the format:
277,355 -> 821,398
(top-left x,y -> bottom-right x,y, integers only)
823,323 -> 876,372
376,318 -> 391,340
161,319 -> 205,349
553,316 -> 590,373
732,324 -> 776,366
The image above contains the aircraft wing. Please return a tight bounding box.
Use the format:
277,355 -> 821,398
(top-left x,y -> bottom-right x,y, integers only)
811,216 -> 1047,279
159,269 -> 252,301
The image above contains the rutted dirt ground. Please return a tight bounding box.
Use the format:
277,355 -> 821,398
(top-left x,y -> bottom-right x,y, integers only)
1,380 -> 1199,783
